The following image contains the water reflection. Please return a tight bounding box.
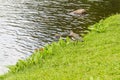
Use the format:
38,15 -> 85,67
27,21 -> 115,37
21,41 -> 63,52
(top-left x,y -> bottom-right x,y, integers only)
0,0 -> 120,74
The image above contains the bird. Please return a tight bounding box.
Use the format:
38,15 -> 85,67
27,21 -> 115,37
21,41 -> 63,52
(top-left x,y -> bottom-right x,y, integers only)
69,30 -> 83,42
55,31 -> 83,42
70,9 -> 87,15
55,34 -> 61,39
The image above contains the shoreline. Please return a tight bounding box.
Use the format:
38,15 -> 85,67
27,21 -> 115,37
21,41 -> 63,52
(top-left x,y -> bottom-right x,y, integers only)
1,14 -> 120,80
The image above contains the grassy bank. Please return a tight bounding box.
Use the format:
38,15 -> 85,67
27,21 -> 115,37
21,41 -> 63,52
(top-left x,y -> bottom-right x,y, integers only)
0,14 -> 120,80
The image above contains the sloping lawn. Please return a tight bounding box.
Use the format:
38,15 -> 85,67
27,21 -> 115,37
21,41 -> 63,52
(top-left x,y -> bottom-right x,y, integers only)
0,14 -> 120,80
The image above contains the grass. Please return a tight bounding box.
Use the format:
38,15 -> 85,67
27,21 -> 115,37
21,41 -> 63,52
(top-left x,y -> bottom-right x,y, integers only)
0,14 -> 120,80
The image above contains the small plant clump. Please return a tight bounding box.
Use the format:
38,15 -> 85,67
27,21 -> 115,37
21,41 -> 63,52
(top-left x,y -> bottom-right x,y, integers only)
88,19 -> 108,33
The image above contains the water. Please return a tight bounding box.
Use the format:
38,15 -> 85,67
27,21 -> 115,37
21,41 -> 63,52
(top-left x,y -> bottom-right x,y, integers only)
0,0 -> 120,74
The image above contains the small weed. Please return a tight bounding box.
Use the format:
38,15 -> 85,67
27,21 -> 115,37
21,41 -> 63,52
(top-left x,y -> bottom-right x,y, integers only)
89,20 -> 107,33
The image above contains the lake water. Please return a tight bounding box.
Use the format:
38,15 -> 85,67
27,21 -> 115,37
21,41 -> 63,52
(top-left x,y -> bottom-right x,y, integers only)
0,0 -> 120,74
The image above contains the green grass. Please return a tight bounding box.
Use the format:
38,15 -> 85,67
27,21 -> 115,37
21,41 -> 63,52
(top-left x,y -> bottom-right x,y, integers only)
0,14 -> 120,80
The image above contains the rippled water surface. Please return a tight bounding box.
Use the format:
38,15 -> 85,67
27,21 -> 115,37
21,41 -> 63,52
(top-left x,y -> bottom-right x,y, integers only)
0,0 -> 120,74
